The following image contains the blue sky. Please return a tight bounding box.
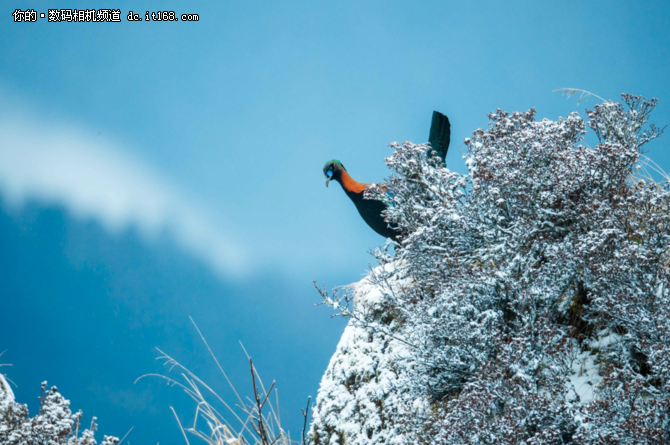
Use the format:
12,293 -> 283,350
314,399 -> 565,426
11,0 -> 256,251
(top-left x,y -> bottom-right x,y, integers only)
1,1 -> 670,443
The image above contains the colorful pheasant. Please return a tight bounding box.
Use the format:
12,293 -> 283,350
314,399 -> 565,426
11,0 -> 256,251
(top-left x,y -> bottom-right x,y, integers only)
323,111 -> 451,240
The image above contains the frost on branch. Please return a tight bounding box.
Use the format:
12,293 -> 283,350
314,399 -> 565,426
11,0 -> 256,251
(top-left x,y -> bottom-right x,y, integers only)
315,95 -> 670,444
0,375 -> 119,445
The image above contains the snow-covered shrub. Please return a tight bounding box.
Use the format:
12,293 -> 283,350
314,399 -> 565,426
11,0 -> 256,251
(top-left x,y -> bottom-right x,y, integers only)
318,94 -> 669,444
0,375 -> 118,445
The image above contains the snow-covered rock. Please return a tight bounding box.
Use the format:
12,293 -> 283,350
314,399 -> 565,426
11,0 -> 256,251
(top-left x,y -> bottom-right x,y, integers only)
310,274 -> 421,445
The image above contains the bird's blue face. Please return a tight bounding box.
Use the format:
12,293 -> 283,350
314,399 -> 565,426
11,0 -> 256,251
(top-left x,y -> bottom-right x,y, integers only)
324,165 -> 334,187
323,160 -> 343,187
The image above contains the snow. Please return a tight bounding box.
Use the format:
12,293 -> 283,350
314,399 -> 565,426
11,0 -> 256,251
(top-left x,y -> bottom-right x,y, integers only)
568,351 -> 601,404
568,329 -> 623,404
310,272 -> 421,445
0,374 -> 14,409
0,376 -> 119,444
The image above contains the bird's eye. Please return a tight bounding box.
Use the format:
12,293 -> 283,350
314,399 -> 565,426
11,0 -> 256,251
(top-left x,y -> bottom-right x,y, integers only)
327,169 -> 333,177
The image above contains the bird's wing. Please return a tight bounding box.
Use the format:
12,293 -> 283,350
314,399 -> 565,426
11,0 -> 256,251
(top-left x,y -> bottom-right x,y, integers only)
428,111 -> 451,164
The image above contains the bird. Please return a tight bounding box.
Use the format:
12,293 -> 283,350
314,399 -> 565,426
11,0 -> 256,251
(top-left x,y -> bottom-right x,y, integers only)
323,111 -> 451,240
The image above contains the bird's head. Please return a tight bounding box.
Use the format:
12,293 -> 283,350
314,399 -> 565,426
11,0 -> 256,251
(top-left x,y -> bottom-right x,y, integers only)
323,159 -> 346,187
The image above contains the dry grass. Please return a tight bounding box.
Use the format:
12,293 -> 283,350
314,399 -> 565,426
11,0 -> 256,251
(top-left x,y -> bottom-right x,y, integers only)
632,155 -> 670,185
136,318 -> 295,445
554,87 -> 607,105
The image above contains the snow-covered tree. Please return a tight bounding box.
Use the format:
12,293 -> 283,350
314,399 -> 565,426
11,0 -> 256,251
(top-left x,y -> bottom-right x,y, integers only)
314,94 -> 669,444
0,375 -> 119,445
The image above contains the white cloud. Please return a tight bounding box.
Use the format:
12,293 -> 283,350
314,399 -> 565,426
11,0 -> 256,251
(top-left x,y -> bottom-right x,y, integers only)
0,111 -> 249,278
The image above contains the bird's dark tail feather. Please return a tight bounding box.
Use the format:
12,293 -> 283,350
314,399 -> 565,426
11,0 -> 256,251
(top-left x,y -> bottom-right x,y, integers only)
428,111 -> 451,164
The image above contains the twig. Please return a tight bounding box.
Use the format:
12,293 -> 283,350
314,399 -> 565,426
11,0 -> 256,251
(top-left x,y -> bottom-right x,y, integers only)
301,396 -> 311,445
250,358 -> 270,445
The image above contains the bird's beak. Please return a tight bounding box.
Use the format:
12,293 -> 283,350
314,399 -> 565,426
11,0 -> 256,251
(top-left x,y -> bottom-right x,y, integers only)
325,177 -> 331,187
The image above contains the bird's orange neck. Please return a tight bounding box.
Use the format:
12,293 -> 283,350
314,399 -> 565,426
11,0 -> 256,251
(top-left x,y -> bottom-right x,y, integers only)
339,169 -> 367,194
